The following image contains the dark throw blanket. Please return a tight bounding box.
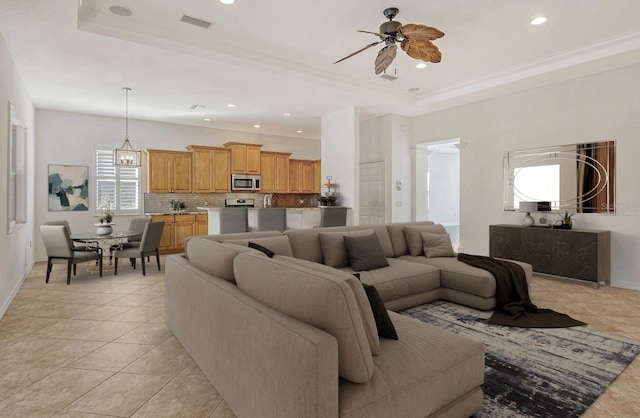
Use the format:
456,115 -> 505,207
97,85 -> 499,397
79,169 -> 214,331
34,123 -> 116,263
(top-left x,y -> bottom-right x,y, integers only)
457,253 -> 586,328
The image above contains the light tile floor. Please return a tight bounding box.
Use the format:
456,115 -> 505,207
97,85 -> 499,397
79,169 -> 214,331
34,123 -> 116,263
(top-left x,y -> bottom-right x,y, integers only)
0,258 -> 638,417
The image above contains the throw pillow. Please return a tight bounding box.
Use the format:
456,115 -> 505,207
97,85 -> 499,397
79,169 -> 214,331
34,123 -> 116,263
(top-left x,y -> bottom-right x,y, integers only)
318,230 -> 376,268
248,241 -> 275,258
403,224 -> 447,256
185,239 -> 263,284
354,275 -> 398,340
344,233 -> 389,271
420,231 -> 455,258
222,235 -> 293,257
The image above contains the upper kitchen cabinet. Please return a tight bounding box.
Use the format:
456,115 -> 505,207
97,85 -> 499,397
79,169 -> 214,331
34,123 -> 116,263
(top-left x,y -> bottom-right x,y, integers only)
313,160 -> 321,193
146,149 -> 192,193
261,151 -> 291,193
289,159 -> 315,193
224,142 -> 262,174
187,145 -> 231,193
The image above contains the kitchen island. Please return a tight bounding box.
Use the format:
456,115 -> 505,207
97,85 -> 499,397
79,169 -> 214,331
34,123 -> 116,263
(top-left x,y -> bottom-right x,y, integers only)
197,207 -> 322,234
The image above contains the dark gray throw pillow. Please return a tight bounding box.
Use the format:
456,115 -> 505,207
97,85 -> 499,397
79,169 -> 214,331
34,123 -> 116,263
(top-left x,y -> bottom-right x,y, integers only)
248,241 -> 275,258
344,233 -> 390,271
353,273 -> 398,340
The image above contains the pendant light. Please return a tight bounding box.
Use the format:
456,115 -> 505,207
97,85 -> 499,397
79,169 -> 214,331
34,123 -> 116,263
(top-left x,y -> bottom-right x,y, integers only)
113,87 -> 142,166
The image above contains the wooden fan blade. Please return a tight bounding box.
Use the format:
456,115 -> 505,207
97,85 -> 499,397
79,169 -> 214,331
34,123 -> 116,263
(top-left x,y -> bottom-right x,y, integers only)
399,24 -> 444,42
357,29 -> 391,38
374,44 -> 397,75
401,39 -> 442,63
333,41 -> 384,64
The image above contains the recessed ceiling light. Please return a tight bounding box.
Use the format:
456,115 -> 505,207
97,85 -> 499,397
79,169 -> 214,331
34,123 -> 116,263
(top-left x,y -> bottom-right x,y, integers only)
227,103 -> 236,108
253,124 -> 260,128
219,0 -> 235,4
530,16 -> 547,25
283,113 -> 292,116
296,130 -> 303,133
416,63 -> 427,69
109,6 -> 132,16
203,118 -> 211,121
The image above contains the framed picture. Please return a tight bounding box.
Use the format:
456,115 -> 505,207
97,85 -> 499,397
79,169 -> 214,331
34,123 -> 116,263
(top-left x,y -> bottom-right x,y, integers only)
48,164 -> 89,211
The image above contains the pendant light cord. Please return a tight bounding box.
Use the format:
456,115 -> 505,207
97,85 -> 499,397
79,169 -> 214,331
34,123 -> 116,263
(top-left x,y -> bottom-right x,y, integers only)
124,87 -> 131,140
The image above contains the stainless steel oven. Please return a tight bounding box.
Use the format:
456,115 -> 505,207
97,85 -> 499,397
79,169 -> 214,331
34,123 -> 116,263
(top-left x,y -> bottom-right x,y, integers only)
231,174 -> 261,191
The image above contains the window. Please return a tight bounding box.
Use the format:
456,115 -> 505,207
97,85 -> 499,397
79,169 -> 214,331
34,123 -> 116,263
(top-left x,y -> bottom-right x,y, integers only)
7,102 -> 26,234
95,146 -> 140,214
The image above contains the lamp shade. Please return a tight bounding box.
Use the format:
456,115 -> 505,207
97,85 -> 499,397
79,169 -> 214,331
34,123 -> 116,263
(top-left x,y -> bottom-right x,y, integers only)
519,202 -> 538,213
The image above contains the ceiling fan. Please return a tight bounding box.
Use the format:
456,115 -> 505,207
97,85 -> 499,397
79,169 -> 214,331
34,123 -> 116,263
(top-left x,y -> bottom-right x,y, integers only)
334,7 -> 444,75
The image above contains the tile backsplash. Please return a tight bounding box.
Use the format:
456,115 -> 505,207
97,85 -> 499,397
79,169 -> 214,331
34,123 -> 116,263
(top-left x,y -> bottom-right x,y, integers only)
144,192 -> 320,213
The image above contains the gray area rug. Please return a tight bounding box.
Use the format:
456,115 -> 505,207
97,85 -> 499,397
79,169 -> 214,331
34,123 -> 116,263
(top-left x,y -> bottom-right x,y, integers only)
399,301 -> 640,418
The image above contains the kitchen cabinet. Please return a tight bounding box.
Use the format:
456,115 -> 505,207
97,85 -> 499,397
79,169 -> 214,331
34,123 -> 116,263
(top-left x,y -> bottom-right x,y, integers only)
289,159 -> 315,193
146,149 -> 192,193
187,145 -> 231,193
224,142 -> 262,174
313,160 -> 321,193
150,213 -> 207,254
260,151 -> 290,193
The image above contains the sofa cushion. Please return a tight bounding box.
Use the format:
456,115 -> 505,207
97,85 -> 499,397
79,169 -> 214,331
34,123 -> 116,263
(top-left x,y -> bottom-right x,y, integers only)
338,312 -> 484,418
361,282 -> 398,340
421,231 -> 456,258
386,221 -> 436,257
186,238 -> 263,284
234,253 -> 375,383
319,230 -> 376,268
344,233 -> 389,271
222,235 -> 293,257
403,224 -> 447,256
274,256 -> 380,356
339,258 -> 441,304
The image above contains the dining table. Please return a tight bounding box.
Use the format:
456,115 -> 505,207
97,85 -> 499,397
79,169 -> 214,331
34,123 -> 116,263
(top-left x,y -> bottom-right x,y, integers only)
70,230 -> 143,271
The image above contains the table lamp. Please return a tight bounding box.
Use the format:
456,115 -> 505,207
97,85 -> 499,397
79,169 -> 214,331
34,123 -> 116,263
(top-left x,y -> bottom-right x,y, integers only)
519,202 -> 538,226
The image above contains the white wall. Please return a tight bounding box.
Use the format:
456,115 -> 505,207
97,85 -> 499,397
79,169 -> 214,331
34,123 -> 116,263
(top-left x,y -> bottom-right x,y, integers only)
411,64 -> 640,290
0,34 -> 35,316
321,107 -> 359,223
35,109 -> 320,259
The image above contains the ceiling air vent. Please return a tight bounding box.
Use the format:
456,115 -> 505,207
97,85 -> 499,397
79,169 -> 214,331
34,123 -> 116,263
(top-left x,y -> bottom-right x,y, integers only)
180,14 -> 213,29
189,104 -> 206,110
379,74 -> 397,81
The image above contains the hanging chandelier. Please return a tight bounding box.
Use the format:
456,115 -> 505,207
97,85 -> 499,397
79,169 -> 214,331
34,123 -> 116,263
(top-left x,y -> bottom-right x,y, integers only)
113,87 -> 142,166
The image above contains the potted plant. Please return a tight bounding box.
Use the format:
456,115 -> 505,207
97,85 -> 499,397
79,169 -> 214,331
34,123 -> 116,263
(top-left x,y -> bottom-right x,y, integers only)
561,211 -> 574,229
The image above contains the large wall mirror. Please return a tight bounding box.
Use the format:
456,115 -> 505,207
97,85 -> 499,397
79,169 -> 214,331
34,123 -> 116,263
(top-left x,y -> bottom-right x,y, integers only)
504,140 -> 615,214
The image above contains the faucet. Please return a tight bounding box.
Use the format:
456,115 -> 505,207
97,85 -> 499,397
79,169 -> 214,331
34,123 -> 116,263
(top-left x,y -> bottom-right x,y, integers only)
263,194 -> 273,208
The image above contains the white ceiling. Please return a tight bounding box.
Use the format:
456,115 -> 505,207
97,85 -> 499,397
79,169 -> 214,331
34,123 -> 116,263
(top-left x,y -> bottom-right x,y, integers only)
0,0 -> 639,140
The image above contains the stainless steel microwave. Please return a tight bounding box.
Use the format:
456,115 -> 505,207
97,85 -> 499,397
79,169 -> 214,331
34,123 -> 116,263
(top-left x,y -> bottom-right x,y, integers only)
231,174 -> 261,191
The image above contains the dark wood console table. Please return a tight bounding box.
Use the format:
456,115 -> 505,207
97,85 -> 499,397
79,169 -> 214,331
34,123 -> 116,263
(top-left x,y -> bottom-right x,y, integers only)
489,224 -> 611,287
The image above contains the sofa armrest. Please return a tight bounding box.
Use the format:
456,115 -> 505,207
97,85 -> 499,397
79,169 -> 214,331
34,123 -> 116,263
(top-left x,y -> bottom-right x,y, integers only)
165,255 -> 339,418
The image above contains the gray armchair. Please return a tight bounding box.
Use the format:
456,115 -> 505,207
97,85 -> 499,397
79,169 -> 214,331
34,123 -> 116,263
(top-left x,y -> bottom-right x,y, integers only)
40,225 -> 102,284
257,208 -> 287,232
109,217 -> 149,261
318,207 -> 347,227
113,221 -> 164,276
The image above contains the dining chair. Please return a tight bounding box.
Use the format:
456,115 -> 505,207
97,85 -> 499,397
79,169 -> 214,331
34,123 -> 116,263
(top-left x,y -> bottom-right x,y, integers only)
109,217 -> 149,261
220,208 -> 249,234
318,207 -> 347,227
40,225 -> 103,284
113,221 -> 164,276
256,208 -> 287,232
44,219 -> 99,252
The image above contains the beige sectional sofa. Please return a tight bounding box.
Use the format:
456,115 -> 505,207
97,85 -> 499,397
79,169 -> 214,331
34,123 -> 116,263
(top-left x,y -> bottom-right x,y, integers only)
165,222 -> 532,418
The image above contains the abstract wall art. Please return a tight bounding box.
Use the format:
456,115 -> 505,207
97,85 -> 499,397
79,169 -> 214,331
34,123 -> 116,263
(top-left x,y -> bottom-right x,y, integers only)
48,164 -> 89,211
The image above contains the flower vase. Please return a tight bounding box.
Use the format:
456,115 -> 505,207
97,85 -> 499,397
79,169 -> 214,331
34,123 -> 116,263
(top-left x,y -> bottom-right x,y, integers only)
95,223 -> 114,235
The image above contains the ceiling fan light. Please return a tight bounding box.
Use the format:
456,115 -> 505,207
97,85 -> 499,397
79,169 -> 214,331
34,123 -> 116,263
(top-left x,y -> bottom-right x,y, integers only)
416,62 -> 427,69
219,0 -> 235,4
530,16 -> 547,25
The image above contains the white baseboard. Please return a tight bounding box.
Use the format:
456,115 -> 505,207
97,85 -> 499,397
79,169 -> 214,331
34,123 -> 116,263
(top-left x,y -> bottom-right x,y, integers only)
610,280 -> 640,292
0,259 -> 35,318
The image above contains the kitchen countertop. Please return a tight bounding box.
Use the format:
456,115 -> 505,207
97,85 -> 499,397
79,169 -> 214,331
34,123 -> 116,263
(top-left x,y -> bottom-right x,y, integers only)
145,211 -> 207,215
196,207 -> 321,211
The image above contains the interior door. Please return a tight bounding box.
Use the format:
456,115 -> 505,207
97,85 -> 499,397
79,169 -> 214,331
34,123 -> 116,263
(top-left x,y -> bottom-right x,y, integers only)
359,161 -> 385,225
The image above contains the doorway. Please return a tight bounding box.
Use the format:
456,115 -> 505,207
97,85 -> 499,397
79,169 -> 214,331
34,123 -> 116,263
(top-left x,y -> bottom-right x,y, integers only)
416,140 -> 460,249
359,161 -> 385,225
